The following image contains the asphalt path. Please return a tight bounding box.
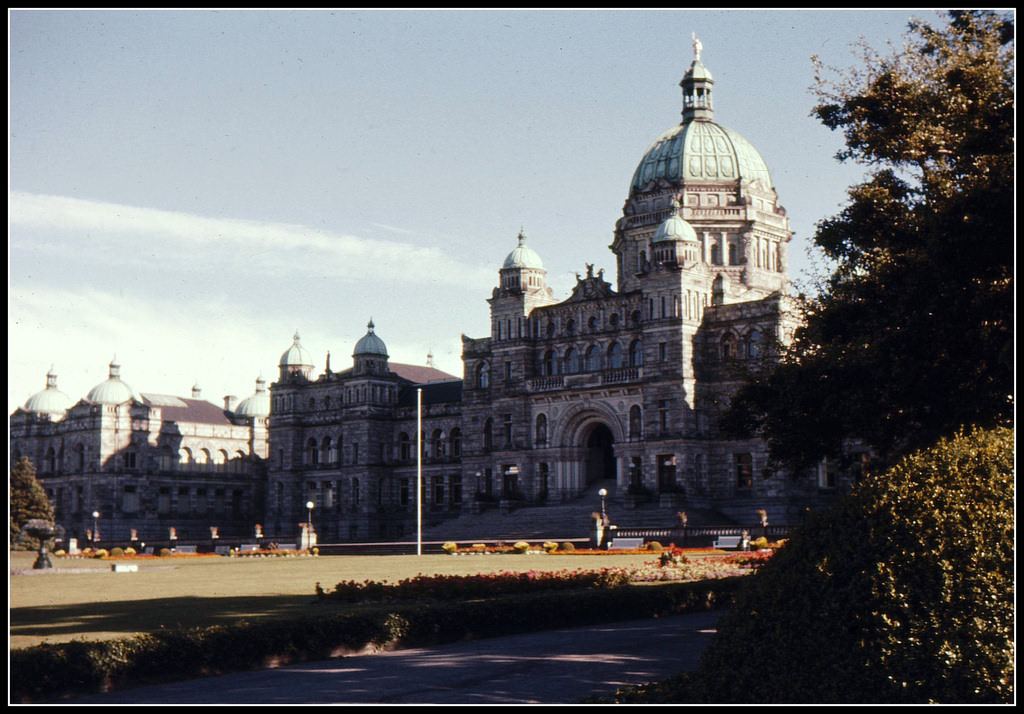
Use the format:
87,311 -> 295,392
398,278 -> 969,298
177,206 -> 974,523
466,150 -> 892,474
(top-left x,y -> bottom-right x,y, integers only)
65,610 -> 722,705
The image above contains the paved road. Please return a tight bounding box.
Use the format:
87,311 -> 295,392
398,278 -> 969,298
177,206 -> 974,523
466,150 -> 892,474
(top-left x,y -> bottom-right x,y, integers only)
66,610 -> 721,704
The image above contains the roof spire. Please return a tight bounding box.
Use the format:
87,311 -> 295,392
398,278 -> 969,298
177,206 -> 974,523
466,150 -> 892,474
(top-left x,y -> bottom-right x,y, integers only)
680,36 -> 714,123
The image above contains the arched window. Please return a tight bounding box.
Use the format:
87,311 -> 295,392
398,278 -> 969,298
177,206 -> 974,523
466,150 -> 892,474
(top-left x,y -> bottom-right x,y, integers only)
630,340 -> 644,367
197,448 -> 211,468
543,349 -> 559,377
607,341 -> 624,369
584,345 -> 601,371
630,405 -> 643,440
45,447 -> 56,473
432,429 -> 444,458
323,436 -> 336,464
399,432 -> 411,461
564,347 -> 580,374
477,362 -> 490,389
566,318 -> 576,335
75,443 -> 86,471
747,330 -> 764,359
450,428 -> 462,458
215,449 -> 228,471
721,333 -> 738,360
306,438 -> 319,465
535,413 -> 548,447
179,447 -> 193,469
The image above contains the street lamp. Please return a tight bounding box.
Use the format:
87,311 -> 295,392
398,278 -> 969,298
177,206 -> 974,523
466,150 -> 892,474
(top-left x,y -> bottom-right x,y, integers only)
598,488 -> 608,520
306,500 -> 315,538
91,511 -> 100,546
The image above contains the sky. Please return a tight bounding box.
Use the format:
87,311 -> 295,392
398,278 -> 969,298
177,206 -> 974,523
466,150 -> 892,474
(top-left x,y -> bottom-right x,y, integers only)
8,8 -> 945,415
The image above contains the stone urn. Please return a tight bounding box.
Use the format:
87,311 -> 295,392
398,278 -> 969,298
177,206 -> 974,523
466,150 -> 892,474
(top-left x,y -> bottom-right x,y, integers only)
22,519 -> 56,569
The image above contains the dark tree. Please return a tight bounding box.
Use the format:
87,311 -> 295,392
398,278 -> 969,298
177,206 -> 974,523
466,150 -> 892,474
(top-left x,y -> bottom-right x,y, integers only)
10,456 -> 54,548
724,11 -> 1014,470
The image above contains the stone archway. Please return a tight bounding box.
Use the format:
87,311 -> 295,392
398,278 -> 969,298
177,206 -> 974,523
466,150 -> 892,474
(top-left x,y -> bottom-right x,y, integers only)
584,423 -> 615,486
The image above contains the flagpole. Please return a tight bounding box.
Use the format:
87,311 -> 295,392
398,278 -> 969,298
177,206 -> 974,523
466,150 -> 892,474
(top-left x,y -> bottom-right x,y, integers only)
417,387 -> 422,556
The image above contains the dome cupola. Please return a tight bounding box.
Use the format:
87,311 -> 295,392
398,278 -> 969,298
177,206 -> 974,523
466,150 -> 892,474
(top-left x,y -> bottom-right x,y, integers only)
502,229 -> 544,270
235,375 -> 271,418
353,319 -> 388,357
279,331 -> 314,380
86,357 -> 139,405
24,366 -> 72,418
353,319 -> 389,376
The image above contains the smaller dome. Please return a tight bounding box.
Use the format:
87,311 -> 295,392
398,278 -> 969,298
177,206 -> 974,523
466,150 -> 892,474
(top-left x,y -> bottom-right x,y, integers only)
354,319 -> 388,357
652,198 -> 698,243
235,375 -> 270,418
502,229 -> 544,270
280,331 -> 313,368
86,358 -> 138,405
24,367 -> 72,417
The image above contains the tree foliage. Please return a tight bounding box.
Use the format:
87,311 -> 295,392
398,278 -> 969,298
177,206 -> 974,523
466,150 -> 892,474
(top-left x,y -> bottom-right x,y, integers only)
610,426 -> 1014,703
724,11 -> 1014,469
10,456 -> 54,549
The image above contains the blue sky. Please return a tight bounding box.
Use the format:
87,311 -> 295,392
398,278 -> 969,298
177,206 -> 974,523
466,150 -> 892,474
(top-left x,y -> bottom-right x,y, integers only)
8,8 -> 941,414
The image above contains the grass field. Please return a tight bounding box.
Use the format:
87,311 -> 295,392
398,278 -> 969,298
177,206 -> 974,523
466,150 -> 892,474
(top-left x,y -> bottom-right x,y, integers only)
9,550 -> 659,650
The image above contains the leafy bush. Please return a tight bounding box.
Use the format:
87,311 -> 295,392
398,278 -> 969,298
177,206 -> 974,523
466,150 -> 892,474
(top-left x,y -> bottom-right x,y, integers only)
559,542 -> 575,552
542,541 -> 559,553
109,547 -> 124,557
512,541 -> 530,554
441,542 -> 458,554
123,547 -> 136,556
622,426 -> 1014,704
158,548 -> 172,557
92,549 -> 108,559
646,541 -> 663,552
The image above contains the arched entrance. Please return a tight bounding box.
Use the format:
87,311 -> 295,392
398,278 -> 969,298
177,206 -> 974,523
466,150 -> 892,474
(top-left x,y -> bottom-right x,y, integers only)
584,423 -> 615,485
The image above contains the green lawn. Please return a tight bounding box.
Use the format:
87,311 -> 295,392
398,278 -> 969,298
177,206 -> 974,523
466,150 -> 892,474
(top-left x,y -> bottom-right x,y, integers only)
9,550 -> 658,649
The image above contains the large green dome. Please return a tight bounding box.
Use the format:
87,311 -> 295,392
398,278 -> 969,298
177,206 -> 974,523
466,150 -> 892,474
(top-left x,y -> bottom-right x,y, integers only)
630,120 -> 773,194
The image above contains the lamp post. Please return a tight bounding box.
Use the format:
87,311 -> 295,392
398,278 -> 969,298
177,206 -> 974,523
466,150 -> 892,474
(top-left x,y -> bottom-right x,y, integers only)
305,500 -> 315,549
597,488 -> 608,549
91,511 -> 100,546
598,488 -> 608,520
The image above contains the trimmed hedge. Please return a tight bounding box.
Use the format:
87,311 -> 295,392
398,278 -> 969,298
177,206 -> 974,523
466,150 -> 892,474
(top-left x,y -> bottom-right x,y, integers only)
604,426 -> 1015,704
10,577 -> 744,703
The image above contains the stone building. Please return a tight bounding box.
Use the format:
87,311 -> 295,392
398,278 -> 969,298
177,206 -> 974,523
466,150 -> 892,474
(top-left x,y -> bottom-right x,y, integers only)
9,360 -> 269,544
12,43 -> 851,544
263,44 -> 838,541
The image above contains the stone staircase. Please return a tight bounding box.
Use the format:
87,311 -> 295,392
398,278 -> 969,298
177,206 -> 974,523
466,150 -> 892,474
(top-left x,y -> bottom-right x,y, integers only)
416,479 -> 730,544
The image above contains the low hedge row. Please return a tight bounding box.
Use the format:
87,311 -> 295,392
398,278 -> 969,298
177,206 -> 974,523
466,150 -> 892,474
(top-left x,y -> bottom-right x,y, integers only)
11,577 -> 745,703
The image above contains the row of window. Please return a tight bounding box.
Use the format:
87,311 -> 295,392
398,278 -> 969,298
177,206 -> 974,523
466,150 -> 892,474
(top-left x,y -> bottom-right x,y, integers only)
15,444 -> 250,475
298,428 -> 464,468
274,383 -> 400,413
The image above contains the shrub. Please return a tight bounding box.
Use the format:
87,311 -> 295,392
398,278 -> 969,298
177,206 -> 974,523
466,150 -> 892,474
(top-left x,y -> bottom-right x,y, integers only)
646,541 -> 663,552
123,547 -> 136,556
512,541 -> 530,554
750,536 -> 769,550
559,542 -> 575,552
645,426 -> 1014,704
158,548 -> 172,557
109,547 -> 124,557
542,541 -> 559,553
441,542 -> 458,554
53,549 -> 66,557
92,549 -> 108,559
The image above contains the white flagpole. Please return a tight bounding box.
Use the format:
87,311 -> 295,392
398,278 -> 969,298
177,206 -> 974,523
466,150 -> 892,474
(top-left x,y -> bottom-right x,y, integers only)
417,387 -> 422,556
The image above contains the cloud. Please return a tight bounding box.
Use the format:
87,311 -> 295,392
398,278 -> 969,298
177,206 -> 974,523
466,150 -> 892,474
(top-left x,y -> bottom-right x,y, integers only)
9,191 -> 495,289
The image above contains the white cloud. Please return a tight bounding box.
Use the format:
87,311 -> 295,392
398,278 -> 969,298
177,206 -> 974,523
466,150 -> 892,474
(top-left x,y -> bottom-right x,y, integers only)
9,191 -> 495,288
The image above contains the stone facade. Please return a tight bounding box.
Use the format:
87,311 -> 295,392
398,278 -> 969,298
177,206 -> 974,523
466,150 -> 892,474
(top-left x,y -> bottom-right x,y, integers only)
9,364 -> 268,544
11,45 -> 856,544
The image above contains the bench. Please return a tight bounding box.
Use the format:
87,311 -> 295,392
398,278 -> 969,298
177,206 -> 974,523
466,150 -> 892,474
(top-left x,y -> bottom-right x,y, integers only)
111,563 -> 138,572
214,545 -> 232,555
713,535 -> 743,550
239,544 -> 260,552
173,545 -> 197,554
608,537 -> 644,550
